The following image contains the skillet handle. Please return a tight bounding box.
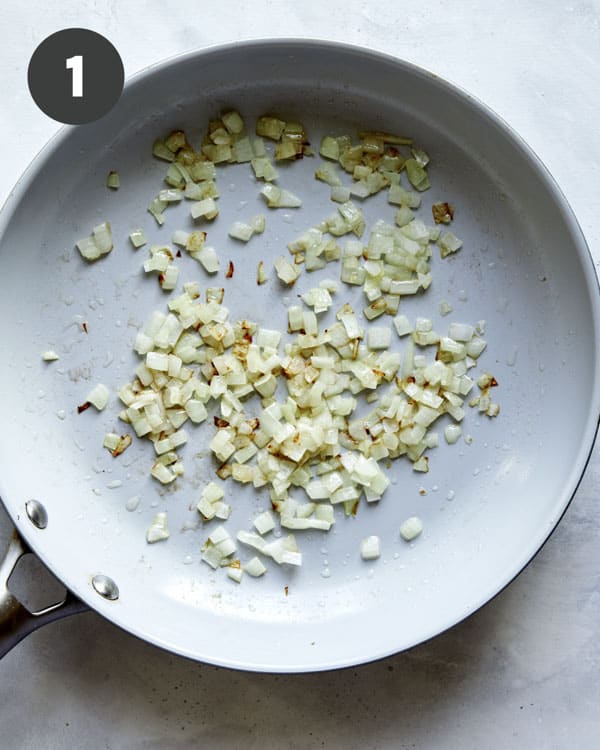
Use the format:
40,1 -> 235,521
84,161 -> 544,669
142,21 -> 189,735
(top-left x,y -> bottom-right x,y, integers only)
0,529 -> 87,658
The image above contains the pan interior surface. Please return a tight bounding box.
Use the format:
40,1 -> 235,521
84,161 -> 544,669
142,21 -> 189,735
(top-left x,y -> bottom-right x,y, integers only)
0,41 -> 597,671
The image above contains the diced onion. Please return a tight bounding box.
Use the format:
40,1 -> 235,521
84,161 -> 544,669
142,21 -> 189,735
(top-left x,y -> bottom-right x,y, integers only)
257,261 -> 269,285
194,246 -> 220,274
438,231 -> 463,258
76,222 -> 113,261
253,511 -> 276,535
275,256 -> 301,285
399,516 -> 423,541
129,229 -> 147,249
393,315 -> 411,337
360,535 -> 381,560
444,424 -> 462,444
85,383 -> 109,411
191,197 -> 218,221
302,287 -> 333,314
227,565 -> 244,583
229,221 -> 254,242
244,557 -> 267,577
229,215 -> 265,242
439,300 -> 453,316
146,512 -> 170,543
222,110 -> 245,135
93,110 -> 500,586
106,171 -> 120,190
367,327 -> 391,350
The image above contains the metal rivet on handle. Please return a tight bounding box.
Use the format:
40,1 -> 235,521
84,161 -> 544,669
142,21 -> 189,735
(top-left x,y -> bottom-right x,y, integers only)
92,574 -> 119,601
25,499 -> 48,530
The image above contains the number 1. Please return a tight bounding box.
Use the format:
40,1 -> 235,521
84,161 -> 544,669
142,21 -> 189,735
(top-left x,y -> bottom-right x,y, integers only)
66,55 -> 83,98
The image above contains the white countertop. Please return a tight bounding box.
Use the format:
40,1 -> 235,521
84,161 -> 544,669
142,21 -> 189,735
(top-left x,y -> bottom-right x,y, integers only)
1,2 -> 599,748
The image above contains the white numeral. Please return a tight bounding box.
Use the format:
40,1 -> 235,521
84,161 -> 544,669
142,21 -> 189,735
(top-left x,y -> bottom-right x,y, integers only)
66,55 -> 83,98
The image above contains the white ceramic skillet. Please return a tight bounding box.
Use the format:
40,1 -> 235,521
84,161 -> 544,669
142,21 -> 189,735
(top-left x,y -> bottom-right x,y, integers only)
0,39 -> 598,672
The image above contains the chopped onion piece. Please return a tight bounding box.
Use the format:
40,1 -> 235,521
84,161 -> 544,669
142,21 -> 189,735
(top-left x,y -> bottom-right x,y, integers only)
466,338 -> 487,358
251,214 -> 266,234
257,261 -> 269,285
331,186 -> 351,203
393,315 -> 411,337
86,383 -> 109,411
214,501 -> 231,520
319,279 -> 338,293
388,184 -> 421,208
275,256 -> 301,285
399,516 -> 423,541
193,246 -> 220,274
237,530 -> 268,554
244,557 -> 267,577
222,110 -> 244,134
394,206 -> 414,227
432,202 -> 454,224
229,221 -> 254,242
448,322 -> 474,342
76,222 -> 113,261
152,140 -> 175,162
158,188 -> 183,203
260,184 -> 302,208
319,136 -> 340,161
367,327 -> 391,350
405,159 -> 430,191
191,197 -> 218,221
185,399 -> 208,423
438,231 -> 463,258
103,432 -> 132,457
146,512 -> 170,543
129,229 -> 147,249
160,264 -> 179,291
202,526 -> 236,568
251,156 -> 278,182
253,511 -> 276,535
315,162 -> 342,187
207,525 -> 228,545
263,535 -> 302,566
444,424 -> 462,444
148,197 -> 167,226
171,230 -> 189,248
106,171 -> 120,189
478,372 -> 496,391
184,182 -> 203,200
227,566 -> 243,583
256,116 -> 285,140
364,298 -> 387,320
256,328 -> 281,349
164,130 -> 186,152
103,432 -> 120,451
146,351 -> 169,371
360,535 -> 381,560
439,300 -> 453,316
302,287 -> 333,314
42,350 -> 59,361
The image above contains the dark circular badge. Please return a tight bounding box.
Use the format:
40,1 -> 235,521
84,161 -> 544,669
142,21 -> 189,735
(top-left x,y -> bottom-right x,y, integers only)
27,28 -> 124,125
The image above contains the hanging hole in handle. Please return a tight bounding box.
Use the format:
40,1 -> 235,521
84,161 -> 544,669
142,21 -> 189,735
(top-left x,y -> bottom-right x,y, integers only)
7,553 -> 67,614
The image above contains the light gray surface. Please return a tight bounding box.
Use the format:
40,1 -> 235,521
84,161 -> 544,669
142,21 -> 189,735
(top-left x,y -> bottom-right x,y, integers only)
1,1 -> 599,747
